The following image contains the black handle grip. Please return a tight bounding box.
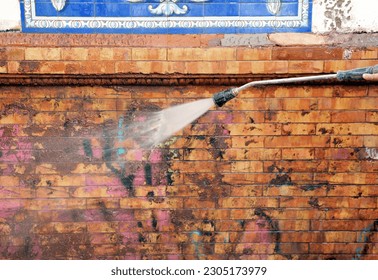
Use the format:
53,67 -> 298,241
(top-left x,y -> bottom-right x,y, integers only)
336,64 -> 378,81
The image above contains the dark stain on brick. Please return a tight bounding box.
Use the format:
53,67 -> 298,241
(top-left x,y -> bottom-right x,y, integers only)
301,182 -> 330,192
144,163 -> 152,185
239,220 -> 246,230
22,236 -> 34,259
152,215 -> 158,231
265,110 -> 277,121
138,233 -> 147,243
121,175 -> 135,191
318,127 -> 334,135
308,197 -> 321,209
19,61 -> 41,73
332,137 -> 343,146
1,102 -> 36,117
166,171 -> 174,186
71,210 -> 82,222
98,201 -> 113,221
147,191 -> 155,201
245,138 -> 258,146
82,139 -> 93,159
268,165 -> 294,187
208,125 -> 230,160
301,110 -> 310,116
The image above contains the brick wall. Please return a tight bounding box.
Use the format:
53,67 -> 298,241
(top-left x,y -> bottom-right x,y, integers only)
0,34 -> 377,260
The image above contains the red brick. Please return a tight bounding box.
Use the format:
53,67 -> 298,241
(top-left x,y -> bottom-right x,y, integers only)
272,47 -> 343,60
265,136 -> 330,148
132,48 -> 167,61
25,47 -> 61,60
236,48 -> 271,61
331,111 -> 366,123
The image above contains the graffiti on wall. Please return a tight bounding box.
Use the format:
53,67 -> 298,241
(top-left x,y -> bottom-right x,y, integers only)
1,87 -> 377,260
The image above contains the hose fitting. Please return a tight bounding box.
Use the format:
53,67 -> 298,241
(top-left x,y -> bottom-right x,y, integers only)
212,88 -> 237,107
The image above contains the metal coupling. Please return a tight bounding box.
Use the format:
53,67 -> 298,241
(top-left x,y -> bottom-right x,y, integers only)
212,88 -> 237,107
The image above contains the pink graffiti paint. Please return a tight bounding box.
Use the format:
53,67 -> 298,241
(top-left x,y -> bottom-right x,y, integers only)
149,149 -> 162,163
106,185 -> 131,197
133,149 -> 144,161
167,254 -> 180,260
154,210 -> 171,231
85,176 -> 120,186
91,147 -> 103,159
133,168 -> 145,186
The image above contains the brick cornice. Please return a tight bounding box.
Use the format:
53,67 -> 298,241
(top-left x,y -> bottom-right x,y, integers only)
1,73 -> 373,87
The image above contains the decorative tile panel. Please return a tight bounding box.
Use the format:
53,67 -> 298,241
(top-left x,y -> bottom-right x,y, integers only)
20,0 -> 312,33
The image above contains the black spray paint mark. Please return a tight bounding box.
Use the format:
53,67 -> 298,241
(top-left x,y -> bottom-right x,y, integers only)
166,170 -> 174,186
152,214 -> 158,231
144,163 -> 152,185
268,165 -> 295,187
138,233 -> 147,243
301,182 -> 331,192
82,139 -> 93,158
308,197 -> 321,209
269,173 -> 293,186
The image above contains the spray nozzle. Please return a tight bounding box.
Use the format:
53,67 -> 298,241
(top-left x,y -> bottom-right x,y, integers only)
212,88 -> 237,107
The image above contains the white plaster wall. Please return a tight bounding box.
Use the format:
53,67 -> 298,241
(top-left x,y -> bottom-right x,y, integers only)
0,0 -> 378,33
312,0 -> 378,33
0,0 -> 20,31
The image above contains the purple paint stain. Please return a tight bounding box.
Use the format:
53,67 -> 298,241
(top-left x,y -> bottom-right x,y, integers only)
333,149 -> 351,160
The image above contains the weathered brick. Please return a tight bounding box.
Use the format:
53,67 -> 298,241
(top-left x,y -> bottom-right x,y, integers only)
219,197 -> 279,208
288,60 -> 324,73
265,136 -> 330,148
236,47 -> 271,61
316,123 -> 378,135
227,124 -> 282,136
120,198 -> 183,209
25,48 -> 61,60
331,111 -> 366,123
272,47 -> 343,60
168,48 -> 235,61
132,48 -> 167,61
61,48 -> 89,61
267,111 -> 331,123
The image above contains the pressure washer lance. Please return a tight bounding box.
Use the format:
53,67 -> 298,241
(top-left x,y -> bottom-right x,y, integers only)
212,64 -> 378,107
